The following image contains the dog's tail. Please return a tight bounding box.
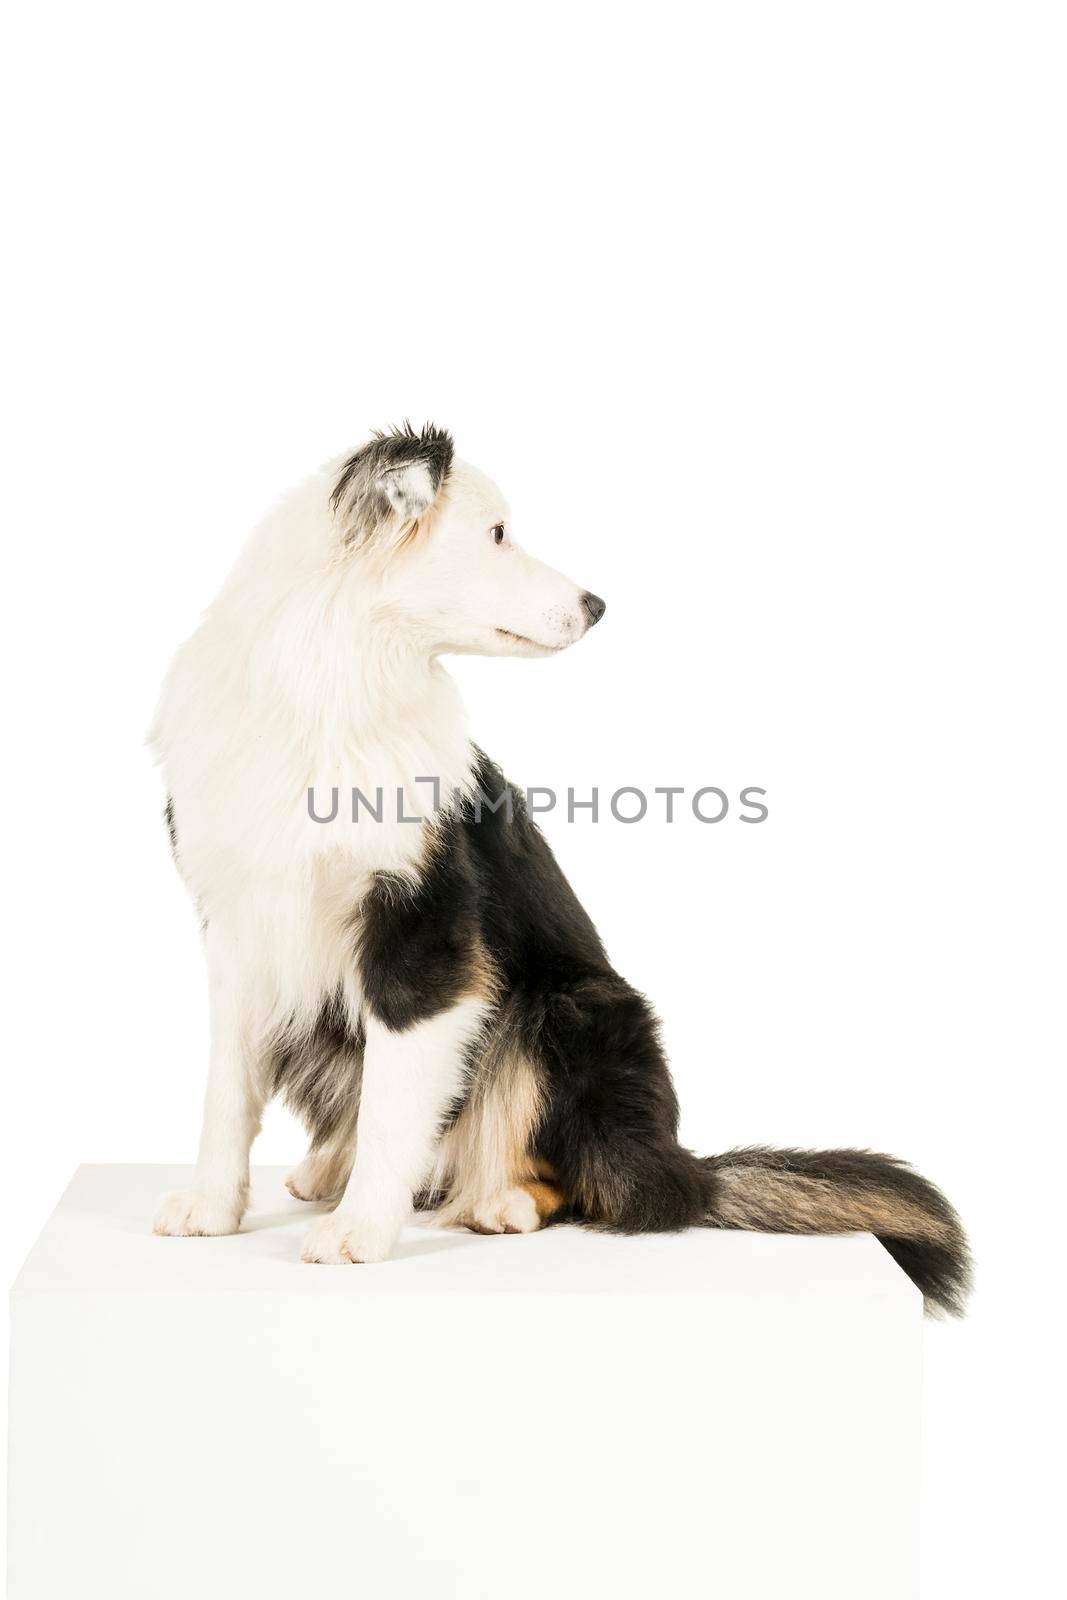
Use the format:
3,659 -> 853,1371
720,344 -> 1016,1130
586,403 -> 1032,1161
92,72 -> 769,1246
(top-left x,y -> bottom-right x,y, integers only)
697,1145 -> 971,1316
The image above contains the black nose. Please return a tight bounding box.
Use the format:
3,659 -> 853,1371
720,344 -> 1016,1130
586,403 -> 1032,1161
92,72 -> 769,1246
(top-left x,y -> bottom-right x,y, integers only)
581,592 -> 607,627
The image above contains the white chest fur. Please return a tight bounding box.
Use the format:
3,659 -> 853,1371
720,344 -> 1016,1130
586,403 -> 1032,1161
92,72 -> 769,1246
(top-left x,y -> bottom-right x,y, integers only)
153,553 -> 475,1040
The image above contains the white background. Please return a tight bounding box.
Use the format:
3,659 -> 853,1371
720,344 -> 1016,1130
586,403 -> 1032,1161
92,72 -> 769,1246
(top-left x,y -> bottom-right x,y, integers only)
1,3 -> 1063,1593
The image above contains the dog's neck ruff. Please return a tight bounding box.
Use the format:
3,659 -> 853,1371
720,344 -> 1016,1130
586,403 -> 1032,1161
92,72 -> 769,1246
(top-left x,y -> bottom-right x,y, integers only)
156,584 -> 474,910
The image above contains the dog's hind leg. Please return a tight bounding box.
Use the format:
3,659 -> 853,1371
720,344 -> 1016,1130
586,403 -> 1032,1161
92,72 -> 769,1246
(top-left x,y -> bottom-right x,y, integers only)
460,1177 -> 568,1235
535,974 -> 706,1233
431,1031 -> 569,1234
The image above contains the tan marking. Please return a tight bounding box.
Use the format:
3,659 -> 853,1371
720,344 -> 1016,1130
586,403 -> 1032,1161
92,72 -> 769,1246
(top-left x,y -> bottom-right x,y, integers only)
430,1015 -> 548,1229
463,936 -> 502,1007
410,821 -> 503,1008
714,1169 -> 954,1245
521,1179 -> 567,1222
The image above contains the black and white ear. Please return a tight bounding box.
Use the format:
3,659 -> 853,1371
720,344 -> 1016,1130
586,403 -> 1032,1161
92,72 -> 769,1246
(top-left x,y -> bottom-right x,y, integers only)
331,421 -> 454,548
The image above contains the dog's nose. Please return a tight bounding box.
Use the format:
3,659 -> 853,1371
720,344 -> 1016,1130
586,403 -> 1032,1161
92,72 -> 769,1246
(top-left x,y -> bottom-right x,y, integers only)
581,592 -> 607,627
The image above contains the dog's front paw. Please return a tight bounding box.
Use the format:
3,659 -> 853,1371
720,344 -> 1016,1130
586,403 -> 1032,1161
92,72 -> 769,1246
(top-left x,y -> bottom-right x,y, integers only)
301,1210 -> 398,1264
153,1189 -> 243,1237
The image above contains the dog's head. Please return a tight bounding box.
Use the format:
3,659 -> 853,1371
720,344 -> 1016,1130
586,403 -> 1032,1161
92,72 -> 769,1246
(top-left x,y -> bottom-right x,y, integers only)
330,423 -> 605,658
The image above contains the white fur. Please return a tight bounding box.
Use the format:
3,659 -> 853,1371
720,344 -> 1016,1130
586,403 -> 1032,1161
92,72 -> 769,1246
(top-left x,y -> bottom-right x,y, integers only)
151,447 -> 594,1258
285,1138 -> 353,1202
154,921 -> 272,1235
301,996 -> 490,1263
468,1187 -> 542,1235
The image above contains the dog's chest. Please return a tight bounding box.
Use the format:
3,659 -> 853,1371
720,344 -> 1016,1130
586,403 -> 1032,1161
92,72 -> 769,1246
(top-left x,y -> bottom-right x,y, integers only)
253,837 -> 414,1032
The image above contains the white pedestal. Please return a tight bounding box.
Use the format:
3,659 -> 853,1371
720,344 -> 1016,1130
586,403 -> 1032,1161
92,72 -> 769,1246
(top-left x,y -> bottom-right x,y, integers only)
8,1166 -> 921,1598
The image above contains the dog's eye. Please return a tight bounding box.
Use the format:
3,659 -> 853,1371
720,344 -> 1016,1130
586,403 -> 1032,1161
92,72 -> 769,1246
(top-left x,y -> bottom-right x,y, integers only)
491,524 -> 506,546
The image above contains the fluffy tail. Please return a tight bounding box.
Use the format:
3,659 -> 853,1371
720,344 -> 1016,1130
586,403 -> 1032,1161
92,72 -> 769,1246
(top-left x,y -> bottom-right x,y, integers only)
700,1146 -> 972,1316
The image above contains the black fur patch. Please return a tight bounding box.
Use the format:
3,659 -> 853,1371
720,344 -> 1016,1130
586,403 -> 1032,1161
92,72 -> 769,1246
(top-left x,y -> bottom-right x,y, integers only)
272,991 -> 364,1146
357,827 -> 484,1032
164,794 -> 178,857
331,421 -> 454,546
272,745 -> 972,1314
456,753 -> 706,1231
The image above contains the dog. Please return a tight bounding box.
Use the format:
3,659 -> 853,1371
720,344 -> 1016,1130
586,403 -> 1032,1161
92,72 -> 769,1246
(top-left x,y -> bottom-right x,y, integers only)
151,422 -> 970,1313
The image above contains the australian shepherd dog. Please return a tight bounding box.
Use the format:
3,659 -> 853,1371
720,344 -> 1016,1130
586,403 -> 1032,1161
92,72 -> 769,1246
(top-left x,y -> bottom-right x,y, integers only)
151,423 -> 969,1314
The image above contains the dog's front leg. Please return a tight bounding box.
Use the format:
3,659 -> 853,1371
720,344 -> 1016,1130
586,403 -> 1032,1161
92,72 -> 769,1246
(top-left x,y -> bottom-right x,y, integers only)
153,928 -> 268,1237
301,996 -> 486,1264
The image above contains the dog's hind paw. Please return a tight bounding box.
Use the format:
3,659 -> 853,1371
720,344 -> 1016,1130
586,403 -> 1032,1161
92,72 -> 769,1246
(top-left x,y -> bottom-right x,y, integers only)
285,1150 -> 349,1203
461,1186 -> 545,1235
152,1189 -> 243,1237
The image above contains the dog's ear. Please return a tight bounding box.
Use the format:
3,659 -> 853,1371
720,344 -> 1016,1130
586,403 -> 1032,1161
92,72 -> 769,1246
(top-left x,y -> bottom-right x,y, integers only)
331,422 -> 454,548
